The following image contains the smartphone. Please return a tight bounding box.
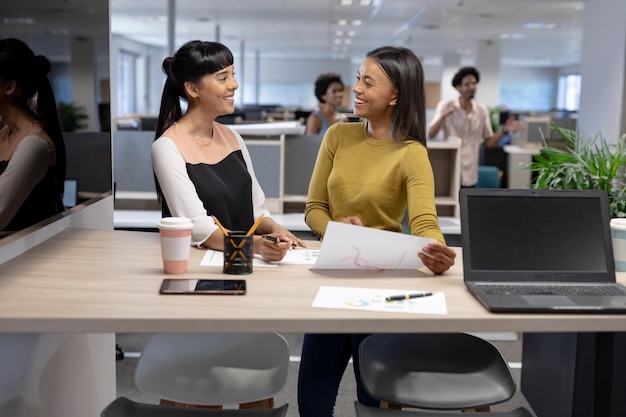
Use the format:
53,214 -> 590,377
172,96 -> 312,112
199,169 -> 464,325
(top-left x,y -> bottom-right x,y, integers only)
159,279 -> 246,295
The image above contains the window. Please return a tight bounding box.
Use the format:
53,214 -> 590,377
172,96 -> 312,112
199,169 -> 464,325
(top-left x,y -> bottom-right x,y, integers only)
117,50 -> 137,116
557,73 -> 581,111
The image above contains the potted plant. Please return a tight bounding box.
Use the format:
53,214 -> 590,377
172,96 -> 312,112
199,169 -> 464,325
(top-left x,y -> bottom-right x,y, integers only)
528,124 -> 626,219
58,101 -> 89,132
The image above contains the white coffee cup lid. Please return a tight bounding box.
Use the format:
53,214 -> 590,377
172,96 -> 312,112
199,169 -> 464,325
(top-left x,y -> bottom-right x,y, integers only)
159,217 -> 193,230
610,218 -> 626,231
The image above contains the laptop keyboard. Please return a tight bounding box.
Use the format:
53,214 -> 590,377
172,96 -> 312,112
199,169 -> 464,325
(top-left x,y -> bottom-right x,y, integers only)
479,284 -> 626,296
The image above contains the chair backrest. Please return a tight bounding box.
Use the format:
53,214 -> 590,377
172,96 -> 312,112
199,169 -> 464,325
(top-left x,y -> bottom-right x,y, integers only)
358,333 -> 517,410
477,166 -> 501,188
134,333 -> 289,406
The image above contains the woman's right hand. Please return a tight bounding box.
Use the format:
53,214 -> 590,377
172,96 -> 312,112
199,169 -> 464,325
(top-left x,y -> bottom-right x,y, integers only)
254,235 -> 290,262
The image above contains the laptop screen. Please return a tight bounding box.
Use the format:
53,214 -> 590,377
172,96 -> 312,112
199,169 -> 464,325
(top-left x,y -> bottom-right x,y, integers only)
460,189 -> 615,282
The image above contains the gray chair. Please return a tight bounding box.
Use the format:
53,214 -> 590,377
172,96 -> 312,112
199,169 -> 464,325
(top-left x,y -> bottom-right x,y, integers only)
102,333 -> 290,417
355,333 -> 533,417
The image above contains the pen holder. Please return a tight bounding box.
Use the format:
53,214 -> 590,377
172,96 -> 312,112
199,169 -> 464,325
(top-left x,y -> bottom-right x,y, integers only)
223,232 -> 253,275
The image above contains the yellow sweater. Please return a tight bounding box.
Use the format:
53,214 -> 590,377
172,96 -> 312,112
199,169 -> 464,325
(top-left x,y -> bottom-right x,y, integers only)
305,121 -> 444,244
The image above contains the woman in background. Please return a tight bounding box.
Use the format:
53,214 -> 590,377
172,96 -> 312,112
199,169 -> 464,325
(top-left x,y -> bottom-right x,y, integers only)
298,46 -> 456,417
0,38 -> 66,232
152,40 -> 304,261
305,72 -> 348,136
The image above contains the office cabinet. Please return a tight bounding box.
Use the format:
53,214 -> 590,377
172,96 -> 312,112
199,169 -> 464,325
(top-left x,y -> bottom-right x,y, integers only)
427,137 -> 461,218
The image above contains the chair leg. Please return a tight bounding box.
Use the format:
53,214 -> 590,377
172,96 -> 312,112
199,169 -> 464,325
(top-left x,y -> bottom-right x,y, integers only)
239,397 -> 275,409
160,399 -> 223,409
461,407 -> 491,412
380,401 -> 402,409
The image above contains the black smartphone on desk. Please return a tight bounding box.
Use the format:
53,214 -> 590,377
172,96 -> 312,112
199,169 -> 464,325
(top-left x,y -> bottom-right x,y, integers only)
159,279 -> 246,295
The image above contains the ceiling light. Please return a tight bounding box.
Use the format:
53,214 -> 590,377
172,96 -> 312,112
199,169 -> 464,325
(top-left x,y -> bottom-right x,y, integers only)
523,22 -> 558,30
335,30 -> 344,36
334,38 -> 342,45
347,30 -> 356,36
337,19 -> 348,26
2,17 -> 35,25
352,19 -> 362,26
360,0 -> 372,5
501,33 -> 527,40
340,0 -> 353,5
344,38 -> 352,45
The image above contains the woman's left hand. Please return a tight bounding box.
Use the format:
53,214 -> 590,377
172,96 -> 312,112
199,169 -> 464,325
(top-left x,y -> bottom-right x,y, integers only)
418,241 -> 456,275
274,229 -> 307,249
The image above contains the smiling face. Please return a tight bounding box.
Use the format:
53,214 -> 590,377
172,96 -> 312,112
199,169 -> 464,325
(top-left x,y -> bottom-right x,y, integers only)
352,57 -> 398,122
185,65 -> 238,117
322,81 -> 344,107
455,74 -> 478,100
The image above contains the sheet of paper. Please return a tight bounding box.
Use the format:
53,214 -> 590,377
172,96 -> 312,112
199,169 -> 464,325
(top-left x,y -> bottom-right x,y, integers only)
312,221 -> 434,270
201,249 -> 320,268
312,286 -> 447,315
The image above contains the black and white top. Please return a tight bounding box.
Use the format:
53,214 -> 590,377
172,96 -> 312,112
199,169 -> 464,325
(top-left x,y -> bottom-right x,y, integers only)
0,121 -> 62,231
151,122 -> 270,246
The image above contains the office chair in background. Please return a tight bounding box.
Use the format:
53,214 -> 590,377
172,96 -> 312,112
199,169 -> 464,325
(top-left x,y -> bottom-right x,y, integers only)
102,333 -> 290,417
476,166 -> 502,188
355,333 -> 533,417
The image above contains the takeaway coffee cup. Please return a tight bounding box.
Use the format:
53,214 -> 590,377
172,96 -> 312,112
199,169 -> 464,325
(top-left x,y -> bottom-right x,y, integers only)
223,231 -> 253,275
610,218 -> 626,272
158,217 -> 193,274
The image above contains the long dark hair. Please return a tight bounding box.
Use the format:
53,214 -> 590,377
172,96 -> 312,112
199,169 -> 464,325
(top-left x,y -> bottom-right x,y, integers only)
154,40 -> 234,140
153,40 -> 234,198
366,46 -> 426,146
0,38 -> 66,196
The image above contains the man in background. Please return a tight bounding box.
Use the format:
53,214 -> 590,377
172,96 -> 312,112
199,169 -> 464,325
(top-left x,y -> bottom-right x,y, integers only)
428,66 -> 522,187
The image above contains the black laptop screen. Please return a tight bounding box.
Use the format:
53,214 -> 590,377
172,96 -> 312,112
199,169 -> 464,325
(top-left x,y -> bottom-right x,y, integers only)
461,190 -> 614,281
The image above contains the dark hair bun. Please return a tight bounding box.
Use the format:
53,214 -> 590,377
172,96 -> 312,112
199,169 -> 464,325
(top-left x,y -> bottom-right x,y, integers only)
162,56 -> 174,76
34,55 -> 51,76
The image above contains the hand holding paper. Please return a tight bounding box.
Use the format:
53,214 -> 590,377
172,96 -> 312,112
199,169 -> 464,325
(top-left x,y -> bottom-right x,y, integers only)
312,222 -> 435,270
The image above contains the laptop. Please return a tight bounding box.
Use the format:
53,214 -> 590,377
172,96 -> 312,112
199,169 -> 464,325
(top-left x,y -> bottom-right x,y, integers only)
460,188 -> 626,313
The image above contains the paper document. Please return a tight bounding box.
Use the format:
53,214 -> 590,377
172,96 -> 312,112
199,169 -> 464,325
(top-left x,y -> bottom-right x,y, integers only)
312,286 -> 447,315
201,249 -> 319,268
312,222 -> 434,270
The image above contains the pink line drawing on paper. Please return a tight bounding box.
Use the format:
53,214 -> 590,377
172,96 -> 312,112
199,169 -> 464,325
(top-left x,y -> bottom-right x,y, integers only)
339,245 -> 408,270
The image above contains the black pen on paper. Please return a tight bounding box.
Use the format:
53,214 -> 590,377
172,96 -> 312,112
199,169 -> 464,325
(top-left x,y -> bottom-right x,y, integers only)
385,292 -> 433,302
262,234 -> 281,243
262,234 -> 299,249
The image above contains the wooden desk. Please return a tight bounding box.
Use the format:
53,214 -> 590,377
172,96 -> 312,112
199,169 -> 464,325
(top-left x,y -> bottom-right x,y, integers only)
1,228 -> 625,334
1,228 -> 625,417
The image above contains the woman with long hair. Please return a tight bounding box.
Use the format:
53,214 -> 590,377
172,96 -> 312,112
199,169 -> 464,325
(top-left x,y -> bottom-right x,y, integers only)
0,38 -> 66,232
299,46 -> 456,417
152,40 -> 304,260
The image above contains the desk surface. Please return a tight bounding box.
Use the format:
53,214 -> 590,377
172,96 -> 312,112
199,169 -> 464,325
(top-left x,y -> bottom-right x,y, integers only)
0,228 -> 625,334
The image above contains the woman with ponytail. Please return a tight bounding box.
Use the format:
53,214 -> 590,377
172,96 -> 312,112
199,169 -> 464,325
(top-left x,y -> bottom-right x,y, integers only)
0,38 -> 66,232
151,40 -> 304,261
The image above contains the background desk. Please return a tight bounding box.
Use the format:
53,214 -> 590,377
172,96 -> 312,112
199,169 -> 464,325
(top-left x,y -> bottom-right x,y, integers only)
0,229 -> 625,416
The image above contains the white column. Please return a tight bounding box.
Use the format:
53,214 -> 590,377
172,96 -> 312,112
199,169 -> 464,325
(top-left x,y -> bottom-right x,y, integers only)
578,0 -> 626,143
440,52 -> 461,101
475,39 -> 502,108
70,37 -> 98,132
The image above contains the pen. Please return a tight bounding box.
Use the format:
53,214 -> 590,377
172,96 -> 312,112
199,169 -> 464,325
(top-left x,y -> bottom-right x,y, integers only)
246,215 -> 264,236
262,234 -> 280,243
211,215 -> 229,236
385,292 -> 433,302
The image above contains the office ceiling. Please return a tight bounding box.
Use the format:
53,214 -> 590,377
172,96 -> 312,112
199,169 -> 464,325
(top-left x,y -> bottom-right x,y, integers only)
1,0 -> 584,67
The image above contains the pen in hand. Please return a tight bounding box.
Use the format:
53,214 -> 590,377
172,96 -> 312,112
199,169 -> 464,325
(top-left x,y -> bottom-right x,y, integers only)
262,234 -> 299,249
385,292 -> 433,302
262,234 -> 280,243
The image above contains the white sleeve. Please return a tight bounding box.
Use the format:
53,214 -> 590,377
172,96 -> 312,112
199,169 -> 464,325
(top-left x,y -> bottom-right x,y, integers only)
231,129 -> 271,219
0,135 -> 50,230
151,137 -> 218,246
